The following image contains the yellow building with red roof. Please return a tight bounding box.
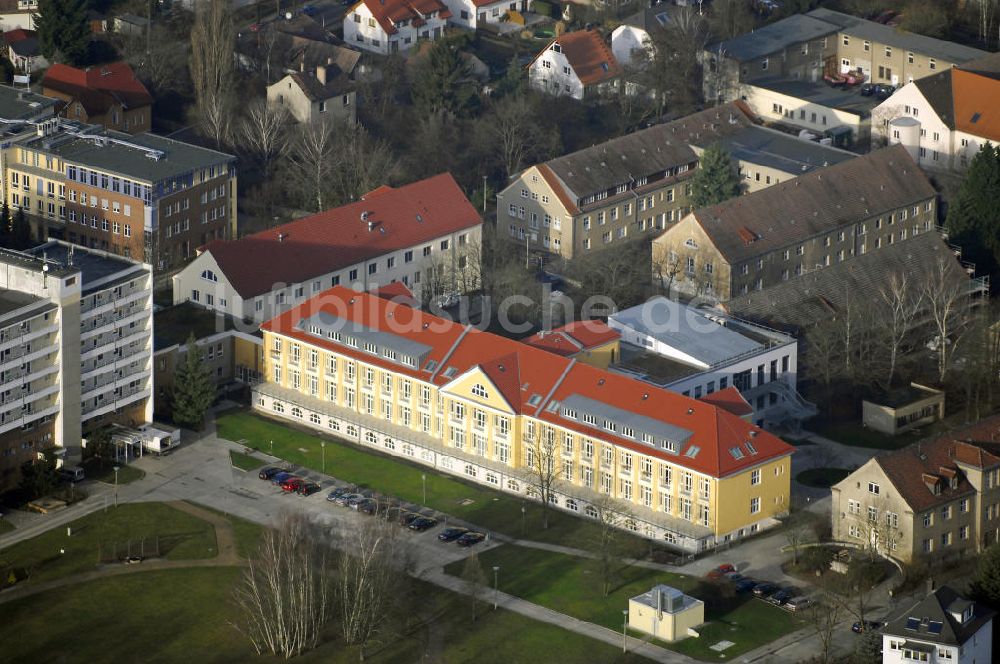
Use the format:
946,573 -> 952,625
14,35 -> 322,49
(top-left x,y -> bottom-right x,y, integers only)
254,286 -> 793,551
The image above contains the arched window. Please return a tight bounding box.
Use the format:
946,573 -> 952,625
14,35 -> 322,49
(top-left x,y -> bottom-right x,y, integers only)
584,505 -> 598,518
465,464 -> 477,477
346,425 -> 358,437
507,479 -> 520,492
471,383 -> 489,398
309,413 -> 321,424
384,438 -> 395,450
365,431 -> 377,444
201,269 -> 218,282
291,406 -> 302,418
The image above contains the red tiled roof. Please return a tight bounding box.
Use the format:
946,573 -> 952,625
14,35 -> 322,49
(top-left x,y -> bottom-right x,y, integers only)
201,173 -> 481,299
699,387 -> 754,418
529,29 -> 621,87
358,0 -> 451,36
368,281 -> 415,303
873,416 -> 1000,512
523,320 -> 619,357
42,62 -> 152,116
262,287 -> 794,478
952,68 -> 1000,142
536,163 -> 580,215
3,28 -> 33,44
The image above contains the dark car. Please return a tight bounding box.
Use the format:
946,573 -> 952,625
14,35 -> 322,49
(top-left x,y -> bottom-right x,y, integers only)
399,511 -> 422,526
301,4 -> 318,14
735,578 -> 757,593
258,466 -> 283,480
438,527 -> 469,542
786,596 -> 811,612
297,481 -> 322,496
357,499 -> 379,515
456,532 -> 486,547
334,492 -> 364,506
752,583 -> 778,598
408,516 -> 438,531
860,83 -> 875,96
327,487 -> 351,502
852,620 -> 884,634
725,572 -> 744,583
280,477 -> 305,492
271,471 -> 295,485
346,494 -> 369,508
769,589 -> 794,605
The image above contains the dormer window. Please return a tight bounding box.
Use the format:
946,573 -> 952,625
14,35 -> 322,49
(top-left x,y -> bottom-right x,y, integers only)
552,43 -> 562,53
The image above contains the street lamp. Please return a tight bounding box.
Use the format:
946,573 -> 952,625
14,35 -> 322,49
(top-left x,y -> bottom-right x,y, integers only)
622,609 -> 629,653
269,439 -> 274,456
113,466 -> 120,508
321,441 -> 326,473
521,504 -> 526,534
493,566 -> 500,610
421,473 -> 427,505
482,175 -> 488,213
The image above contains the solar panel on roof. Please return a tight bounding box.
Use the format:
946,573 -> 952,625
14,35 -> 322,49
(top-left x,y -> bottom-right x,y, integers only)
927,621 -> 943,634
971,112 -> 982,123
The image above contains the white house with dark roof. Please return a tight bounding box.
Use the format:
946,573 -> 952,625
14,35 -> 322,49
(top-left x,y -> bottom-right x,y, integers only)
610,5 -> 674,67
883,586 -> 994,664
266,65 -> 356,125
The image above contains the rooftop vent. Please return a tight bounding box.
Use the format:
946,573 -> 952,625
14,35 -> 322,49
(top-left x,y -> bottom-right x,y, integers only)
597,378 -> 606,386
416,213 -> 423,222
686,408 -> 694,415
277,232 -> 288,242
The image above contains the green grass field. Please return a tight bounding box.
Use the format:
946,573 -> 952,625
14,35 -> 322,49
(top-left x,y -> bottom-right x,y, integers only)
0,503 -> 218,586
82,460 -> 146,485
795,467 -> 851,488
0,568 -> 654,664
217,411 -> 649,553
229,450 -> 265,472
809,421 -> 927,450
445,545 -> 798,661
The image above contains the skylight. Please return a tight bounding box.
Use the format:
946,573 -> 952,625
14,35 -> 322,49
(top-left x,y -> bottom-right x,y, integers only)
546,401 -> 560,412
729,447 -> 744,460
745,441 -> 758,455
684,445 -> 700,458
528,394 -> 542,406
927,621 -> 943,634
424,360 -> 438,372
905,617 -> 921,631
443,367 -> 458,379
971,112 -> 982,123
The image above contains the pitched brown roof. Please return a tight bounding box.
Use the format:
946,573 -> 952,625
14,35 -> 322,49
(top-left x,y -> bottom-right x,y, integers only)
874,416 -> 1000,513
287,70 -> 352,102
354,0 -> 451,36
547,29 -> 621,86
42,62 -> 153,116
684,144 -> 935,265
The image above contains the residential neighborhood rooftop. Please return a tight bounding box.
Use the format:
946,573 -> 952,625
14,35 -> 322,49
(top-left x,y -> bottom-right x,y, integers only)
748,76 -> 882,118
0,84 -> 58,121
884,586 -> 995,646
707,14 -> 837,61
532,29 -> 622,87
522,320 -> 620,357
713,124 -> 856,176
42,61 -> 153,116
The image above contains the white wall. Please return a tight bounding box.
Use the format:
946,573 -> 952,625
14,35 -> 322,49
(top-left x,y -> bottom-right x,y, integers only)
875,84 -> 953,169
739,83 -> 867,142
611,25 -> 651,67
343,2 -> 447,54
882,620 -> 992,664
529,44 -> 585,100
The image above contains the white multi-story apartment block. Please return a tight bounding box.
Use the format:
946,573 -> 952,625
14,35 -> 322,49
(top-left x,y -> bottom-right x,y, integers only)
0,240 -> 152,490
172,173 -> 483,324
882,586 -> 993,664
343,0 -> 450,55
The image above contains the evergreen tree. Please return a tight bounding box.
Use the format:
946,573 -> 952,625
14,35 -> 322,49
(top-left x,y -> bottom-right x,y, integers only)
10,207 -> 32,250
689,144 -> 742,209
36,0 -> 91,66
171,334 -> 215,430
851,630 -> 882,664
411,39 -> 477,117
0,202 -> 11,248
945,143 -> 1000,279
494,56 -> 524,98
970,542 -> 1000,609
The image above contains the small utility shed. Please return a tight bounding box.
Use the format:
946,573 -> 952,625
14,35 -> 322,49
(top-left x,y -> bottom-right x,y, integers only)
862,382 -> 944,436
628,584 -> 704,642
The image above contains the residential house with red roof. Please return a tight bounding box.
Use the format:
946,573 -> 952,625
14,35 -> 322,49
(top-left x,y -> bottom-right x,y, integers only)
832,415 -> 1000,563
255,286 -> 794,551
528,29 -> 621,100
42,62 -> 153,134
874,51 -> 1000,170
343,0 -> 451,55
3,27 -> 45,73
440,0 -> 530,30
171,173 -> 482,323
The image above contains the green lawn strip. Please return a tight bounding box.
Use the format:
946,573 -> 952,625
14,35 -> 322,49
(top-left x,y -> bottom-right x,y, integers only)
217,411 -> 649,552
82,459 -> 145,484
0,502 -> 218,587
0,517 -> 14,534
187,503 -> 265,560
445,545 -> 798,661
809,421 -> 924,450
795,467 -> 851,488
228,450 -> 265,472
0,567 -> 653,664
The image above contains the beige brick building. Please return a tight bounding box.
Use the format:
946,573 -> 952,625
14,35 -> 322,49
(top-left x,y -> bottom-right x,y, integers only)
831,416 -> 1000,563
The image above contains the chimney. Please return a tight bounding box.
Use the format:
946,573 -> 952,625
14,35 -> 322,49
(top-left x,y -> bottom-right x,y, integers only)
655,587 -> 663,619
316,65 -> 327,86
300,58 -> 305,73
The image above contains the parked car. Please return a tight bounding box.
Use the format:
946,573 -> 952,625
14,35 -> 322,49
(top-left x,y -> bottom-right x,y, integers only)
725,572 -> 744,583
334,492 -> 364,506
259,466 -> 283,480
860,83 -> 875,96
752,583 -> 778,598
346,494 -> 369,508
300,4 -> 318,14
327,487 -> 351,502
456,532 -> 486,547
769,589 -> 794,605
399,511 -> 423,526
438,527 -> 469,542
786,596 -> 811,612
280,477 -> 305,492
297,481 -> 322,496
852,620 -> 884,634
352,497 -> 376,512
408,516 -> 438,531
357,499 -> 379,515
706,563 -> 736,579
735,578 -> 757,593
271,471 -> 295,485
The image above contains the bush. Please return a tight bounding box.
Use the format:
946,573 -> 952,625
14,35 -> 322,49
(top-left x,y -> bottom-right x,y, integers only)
798,546 -> 835,574
532,0 -> 554,17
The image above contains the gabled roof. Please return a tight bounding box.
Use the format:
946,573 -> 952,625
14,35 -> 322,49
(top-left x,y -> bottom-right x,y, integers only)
368,281 -> 417,307
357,0 -> 451,36
884,586 -> 995,646
952,68 -> 1000,141
200,173 -> 481,299
536,102 -> 755,207
522,320 -> 620,357
912,69 -> 954,128
42,62 -> 153,116
621,5 -> 674,33
263,287 -> 794,478
288,41 -> 361,77
4,28 -> 38,57
284,70 -> 352,102
678,145 -> 934,265
531,29 -> 621,87
698,387 -> 753,418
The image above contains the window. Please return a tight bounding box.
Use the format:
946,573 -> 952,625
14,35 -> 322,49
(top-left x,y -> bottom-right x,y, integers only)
750,497 -> 760,514
868,482 -> 880,495
751,469 -> 760,485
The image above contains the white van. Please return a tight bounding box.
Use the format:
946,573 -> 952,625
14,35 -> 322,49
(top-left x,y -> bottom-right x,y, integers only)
59,466 -> 85,482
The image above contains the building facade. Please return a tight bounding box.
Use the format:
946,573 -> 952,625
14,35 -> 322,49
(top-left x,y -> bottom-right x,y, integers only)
0,240 -> 153,490
527,30 -> 622,101
266,68 -> 356,125
651,145 -> 936,300
41,62 -> 153,134
343,0 -> 450,55
253,286 -> 794,551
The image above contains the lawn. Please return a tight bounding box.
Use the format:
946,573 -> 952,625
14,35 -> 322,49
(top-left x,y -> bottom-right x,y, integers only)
809,420 -> 927,450
0,517 -> 13,534
217,411 -> 649,553
796,467 -> 851,488
445,545 -> 798,661
190,503 -> 265,559
82,459 -> 146,484
0,502 -> 218,587
0,568 -> 654,664
229,450 -> 265,472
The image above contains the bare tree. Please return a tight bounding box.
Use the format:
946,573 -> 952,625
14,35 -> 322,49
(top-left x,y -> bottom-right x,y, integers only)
327,124 -> 397,207
190,0 -> 236,147
870,104 -> 905,148
590,495 -> 630,597
781,510 -> 813,567
239,99 -> 289,179
641,6 -> 707,117
460,551 -> 489,622
231,513 -> 333,658
519,424 -> 562,530
808,596 -> 843,664
337,518 -> 412,660
286,120 -> 337,211
921,256 -> 972,383
875,272 -> 923,390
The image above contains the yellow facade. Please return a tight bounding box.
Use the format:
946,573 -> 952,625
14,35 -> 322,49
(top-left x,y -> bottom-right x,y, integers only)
571,339 -> 620,369
261,330 -> 791,543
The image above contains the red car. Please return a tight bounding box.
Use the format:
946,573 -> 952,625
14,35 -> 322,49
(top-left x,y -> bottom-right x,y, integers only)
280,477 -> 304,492
706,563 -> 736,579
